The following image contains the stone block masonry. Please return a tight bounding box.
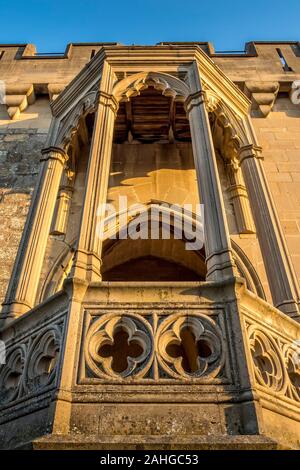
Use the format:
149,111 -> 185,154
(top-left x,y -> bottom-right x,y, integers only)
0,128 -> 47,304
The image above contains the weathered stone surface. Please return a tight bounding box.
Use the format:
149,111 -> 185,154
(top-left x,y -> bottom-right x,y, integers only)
0,42 -> 300,451
0,128 -> 47,305
33,434 -> 278,451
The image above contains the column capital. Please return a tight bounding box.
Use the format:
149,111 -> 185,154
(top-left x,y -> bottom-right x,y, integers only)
185,89 -> 221,115
227,184 -> 248,200
71,84 -> 116,283
96,90 -> 119,116
187,86 -> 238,281
185,90 -> 206,114
239,144 -> 263,164
41,147 -> 69,165
2,143 -> 68,322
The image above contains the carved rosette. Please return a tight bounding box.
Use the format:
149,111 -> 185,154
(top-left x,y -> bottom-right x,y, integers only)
85,314 -> 153,379
156,314 -> 224,380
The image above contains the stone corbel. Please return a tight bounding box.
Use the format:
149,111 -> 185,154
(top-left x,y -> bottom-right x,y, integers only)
244,81 -> 279,117
4,84 -> 36,119
203,87 -> 221,113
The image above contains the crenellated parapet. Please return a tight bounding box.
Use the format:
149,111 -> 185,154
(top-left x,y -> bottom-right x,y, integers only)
0,42 -> 300,120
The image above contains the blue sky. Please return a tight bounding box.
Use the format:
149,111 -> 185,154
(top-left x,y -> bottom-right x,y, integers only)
0,0 -> 299,52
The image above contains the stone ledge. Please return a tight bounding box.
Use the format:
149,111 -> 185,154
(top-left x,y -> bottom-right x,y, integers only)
33,434 -> 278,450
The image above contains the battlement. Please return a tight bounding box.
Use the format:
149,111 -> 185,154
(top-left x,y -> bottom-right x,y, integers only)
0,41 -> 300,85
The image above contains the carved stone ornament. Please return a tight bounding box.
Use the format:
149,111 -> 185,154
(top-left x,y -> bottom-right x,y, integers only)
0,322 -> 63,407
0,345 -> 26,404
247,324 -> 300,402
23,325 -> 62,393
156,313 -> 224,380
283,343 -> 300,401
248,326 -> 285,392
203,87 -> 221,113
114,72 -> 189,104
53,90 -> 97,148
85,313 -> 153,379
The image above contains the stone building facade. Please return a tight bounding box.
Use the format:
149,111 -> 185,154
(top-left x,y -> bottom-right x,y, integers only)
0,41 -> 300,449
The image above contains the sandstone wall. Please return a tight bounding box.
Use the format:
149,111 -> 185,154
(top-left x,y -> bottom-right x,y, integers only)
252,96 -> 300,286
0,98 -> 51,304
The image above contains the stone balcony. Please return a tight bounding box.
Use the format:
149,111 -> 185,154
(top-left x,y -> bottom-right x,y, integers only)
0,280 -> 299,449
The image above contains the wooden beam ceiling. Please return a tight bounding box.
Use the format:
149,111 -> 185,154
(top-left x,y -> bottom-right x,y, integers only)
113,87 -> 191,143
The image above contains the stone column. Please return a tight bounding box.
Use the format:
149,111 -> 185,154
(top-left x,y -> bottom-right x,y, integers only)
52,65 -> 118,432
239,144 -> 300,319
71,63 -> 118,283
50,169 -> 74,236
1,147 -> 68,321
226,157 -> 256,234
186,63 -> 237,281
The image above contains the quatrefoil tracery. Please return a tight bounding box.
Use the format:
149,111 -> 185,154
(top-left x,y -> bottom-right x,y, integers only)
248,326 -> 300,401
24,326 -> 61,392
0,324 -> 62,407
0,345 -> 26,404
157,315 -> 223,379
248,327 -> 285,392
98,327 -> 144,374
86,314 -> 153,379
282,344 -> 300,401
166,326 -> 213,374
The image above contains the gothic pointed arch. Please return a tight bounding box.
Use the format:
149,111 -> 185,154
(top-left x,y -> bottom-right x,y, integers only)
231,240 -> 265,300
48,89 -> 97,151
40,202 -> 264,299
113,71 -> 190,104
99,203 -> 206,282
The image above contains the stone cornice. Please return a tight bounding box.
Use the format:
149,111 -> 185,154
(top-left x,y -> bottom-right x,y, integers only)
1,42 -> 299,121
97,90 -> 119,115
